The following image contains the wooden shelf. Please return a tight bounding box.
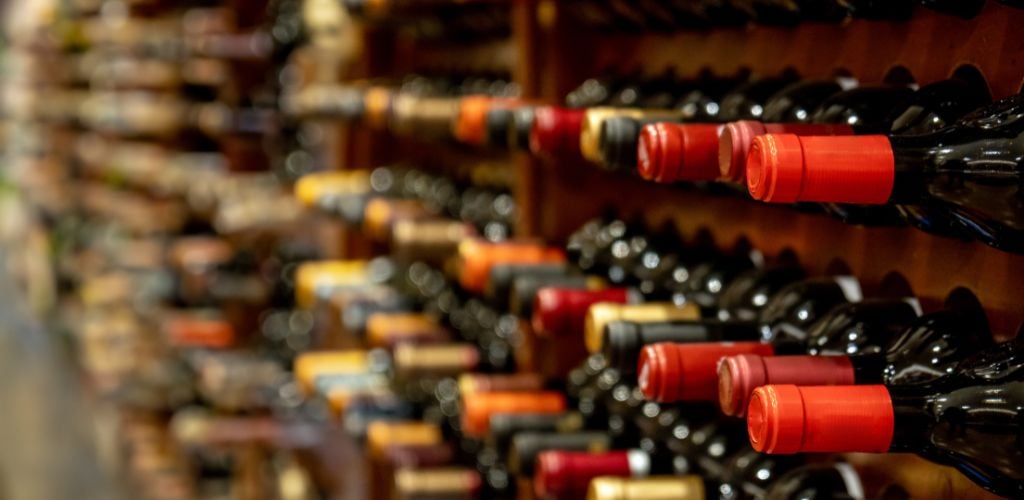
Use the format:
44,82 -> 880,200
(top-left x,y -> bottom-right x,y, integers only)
535,2 -> 1024,98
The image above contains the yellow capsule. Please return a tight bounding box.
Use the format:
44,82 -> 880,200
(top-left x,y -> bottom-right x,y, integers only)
293,350 -> 369,394
584,302 -> 701,354
293,170 -> 370,208
587,476 -> 705,500
294,260 -> 369,309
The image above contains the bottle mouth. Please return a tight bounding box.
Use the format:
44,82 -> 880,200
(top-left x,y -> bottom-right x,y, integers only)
636,123 -> 665,181
745,136 -> 771,200
746,387 -> 772,451
603,320 -> 640,371
639,342 -> 775,403
637,122 -> 723,183
717,358 -> 739,416
637,343 -> 673,401
599,117 -> 641,171
720,120 -> 767,182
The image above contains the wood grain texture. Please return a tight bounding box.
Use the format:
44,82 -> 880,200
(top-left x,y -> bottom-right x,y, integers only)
573,3 -> 1024,98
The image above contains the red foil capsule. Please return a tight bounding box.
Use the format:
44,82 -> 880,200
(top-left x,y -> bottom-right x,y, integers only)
532,287 -> 637,338
638,341 -> 775,402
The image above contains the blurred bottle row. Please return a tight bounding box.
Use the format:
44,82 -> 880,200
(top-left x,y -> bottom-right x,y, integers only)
290,68 -> 1024,254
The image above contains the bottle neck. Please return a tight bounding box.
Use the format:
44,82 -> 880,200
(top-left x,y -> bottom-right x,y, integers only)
605,320 -> 761,372
888,131 -> 1024,204
848,352 -> 887,384
889,390 -> 942,451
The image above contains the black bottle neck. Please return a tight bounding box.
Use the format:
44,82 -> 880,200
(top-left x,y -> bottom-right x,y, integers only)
887,130 -> 1024,205
603,319 -> 761,372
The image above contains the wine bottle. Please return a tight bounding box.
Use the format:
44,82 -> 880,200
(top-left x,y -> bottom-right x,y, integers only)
458,238 -> 566,294
761,462 -> 870,500
533,449 -> 661,499
486,263 -> 570,307
511,274 -> 603,319
599,270 -> 825,374
637,277 -> 861,402
718,448 -> 807,500
721,84 -> 917,182
487,412 -> 584,458
580,105 -> 691,166
597,72 -> 750,171
531,76 -> 629,157
584,302 -> 701,354
719,299 -> 979,417
461,391 -> 567,437
636,74 -> 802,183
748,336 -> 1024,498
712,266 -> 807,321
532,287 -> 643,338
747,92 -> 1024,252
509,431 -> 613,477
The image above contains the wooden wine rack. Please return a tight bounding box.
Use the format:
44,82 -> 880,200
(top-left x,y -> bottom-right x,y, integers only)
517,1 -> 1024,340
335,0 -> 1024,339
313,2 -> 1024,499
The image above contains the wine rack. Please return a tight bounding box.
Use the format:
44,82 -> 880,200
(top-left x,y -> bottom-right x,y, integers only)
309,3 -> 1024,498
8,0 -> 1023,498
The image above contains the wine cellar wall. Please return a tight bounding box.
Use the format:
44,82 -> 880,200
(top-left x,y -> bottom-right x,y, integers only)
4,0 -> 1024,499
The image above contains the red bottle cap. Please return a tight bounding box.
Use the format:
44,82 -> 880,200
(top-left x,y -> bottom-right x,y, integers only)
638,341 -> 775,402
745,134 -> 895,203
530,106 -> 585,157
717,354 -> 856,417
459,238 -> 566,293
461,391 -> 566,437
747,384 -> 894,454
719,121 -> 855,181
534,450 -> 632,499
165,317 -> 236,348
532,287 -> 633,338
455,95 -> 500,145
637,122 -> 722,183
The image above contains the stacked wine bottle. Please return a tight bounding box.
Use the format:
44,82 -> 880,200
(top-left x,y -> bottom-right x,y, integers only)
290,164 -> 1022,499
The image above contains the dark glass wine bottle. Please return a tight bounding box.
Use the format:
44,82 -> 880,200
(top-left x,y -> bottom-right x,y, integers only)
637,277 -> 864,402
637,74 -> 821,183
761,462 -> 869,500
747,91 -> 1024,252
603,275 -> 849,376
719,304 -> 994,416
749,334 -> 1024,497
717,448 -> 807,500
